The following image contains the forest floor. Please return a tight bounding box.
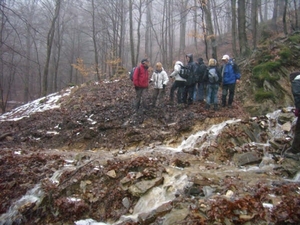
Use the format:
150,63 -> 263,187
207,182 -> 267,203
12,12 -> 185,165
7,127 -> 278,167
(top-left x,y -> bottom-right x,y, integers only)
1,78 -> 299,225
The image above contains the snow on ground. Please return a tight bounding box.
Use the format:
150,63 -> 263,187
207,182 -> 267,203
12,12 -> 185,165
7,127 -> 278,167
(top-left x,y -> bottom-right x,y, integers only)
0,88 -> 72,122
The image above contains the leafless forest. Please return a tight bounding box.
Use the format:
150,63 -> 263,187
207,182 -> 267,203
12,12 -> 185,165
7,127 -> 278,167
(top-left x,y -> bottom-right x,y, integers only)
0,0 -> 299,113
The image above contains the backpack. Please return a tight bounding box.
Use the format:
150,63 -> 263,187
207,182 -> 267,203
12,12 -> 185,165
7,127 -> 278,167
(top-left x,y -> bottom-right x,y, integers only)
179,65 -> 190,79
195,63 -> 207,83
229,59 -> 240,74
129,66 -> 139,81
208,68 -> 219,83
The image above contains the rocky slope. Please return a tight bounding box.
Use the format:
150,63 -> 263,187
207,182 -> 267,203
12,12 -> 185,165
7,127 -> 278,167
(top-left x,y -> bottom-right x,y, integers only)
1,33 -> 300,225
237,31 -> 300,116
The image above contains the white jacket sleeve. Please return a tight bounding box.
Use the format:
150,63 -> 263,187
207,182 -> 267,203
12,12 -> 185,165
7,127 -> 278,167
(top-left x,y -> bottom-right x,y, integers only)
162,71 -> 169,85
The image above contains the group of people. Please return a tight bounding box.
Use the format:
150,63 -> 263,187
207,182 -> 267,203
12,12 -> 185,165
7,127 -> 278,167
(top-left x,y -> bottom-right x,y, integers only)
132,54 -> 241,112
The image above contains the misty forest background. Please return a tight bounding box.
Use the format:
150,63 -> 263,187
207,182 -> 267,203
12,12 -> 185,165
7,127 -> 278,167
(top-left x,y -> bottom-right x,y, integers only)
1,0 -> 300,113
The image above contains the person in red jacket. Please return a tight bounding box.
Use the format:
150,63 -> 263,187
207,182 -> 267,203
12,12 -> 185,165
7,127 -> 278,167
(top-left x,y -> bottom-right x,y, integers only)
133,58 -> 150,112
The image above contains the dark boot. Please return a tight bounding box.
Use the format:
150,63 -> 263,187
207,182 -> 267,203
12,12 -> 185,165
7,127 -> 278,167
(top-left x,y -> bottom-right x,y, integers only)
205,104 -> 210,110
214,104 -> 218,111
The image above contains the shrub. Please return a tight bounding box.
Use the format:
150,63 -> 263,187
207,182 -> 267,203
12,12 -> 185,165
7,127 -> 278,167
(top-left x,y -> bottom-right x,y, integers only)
254,88 -> 275,102
279,47 -> 292,63
288,34 -> 300,43
252,62 -> 281,87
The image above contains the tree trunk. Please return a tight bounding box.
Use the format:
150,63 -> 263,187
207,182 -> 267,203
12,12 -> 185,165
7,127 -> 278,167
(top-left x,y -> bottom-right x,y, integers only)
42,0 -> 61,96
282,0 -> 288,35
202,0 -> 217,59
179,0 -> 188,58
91,0 -> 100,81
251,0 -> 258,49
237,0 -> 249,57
272,0 -> 279,31
198,0 -> 208,61
231,0 -> 238,57
167,0 -> 174,68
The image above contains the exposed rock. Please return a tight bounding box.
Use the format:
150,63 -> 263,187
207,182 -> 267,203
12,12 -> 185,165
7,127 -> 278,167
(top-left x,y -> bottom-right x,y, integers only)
128,176 -> 164,197
106,170 -> 117,178
281,121 -> 292,132
233,152 -> 262,166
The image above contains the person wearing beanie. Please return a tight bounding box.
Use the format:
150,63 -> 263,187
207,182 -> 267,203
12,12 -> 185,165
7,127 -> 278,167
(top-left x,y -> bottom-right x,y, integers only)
133,58 -> 150,112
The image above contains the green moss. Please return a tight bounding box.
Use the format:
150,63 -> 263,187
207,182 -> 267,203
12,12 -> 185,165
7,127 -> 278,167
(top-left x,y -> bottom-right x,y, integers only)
252,61 -> 281,87
288,34 -> 300,43
254,89 -> 275,102
279,47 -> 292,63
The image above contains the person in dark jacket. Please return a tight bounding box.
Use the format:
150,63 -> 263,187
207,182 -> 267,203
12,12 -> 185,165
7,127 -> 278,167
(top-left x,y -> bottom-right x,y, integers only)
203,58 -> 222,110
133,58 -> 150,112
221,54 -> 241,108
285,71 -> 300,159
193,58 -> 207,102
183,54 -> 197,105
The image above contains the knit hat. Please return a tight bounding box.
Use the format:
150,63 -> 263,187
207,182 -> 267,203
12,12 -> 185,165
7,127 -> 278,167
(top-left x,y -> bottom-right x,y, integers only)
222,55 -> 230,60
198,58 -> 204,63
141,58 -> 149,64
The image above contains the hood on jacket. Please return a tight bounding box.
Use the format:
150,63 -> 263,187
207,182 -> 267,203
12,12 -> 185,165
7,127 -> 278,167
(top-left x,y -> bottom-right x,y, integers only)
198,57 -> 204,64
174,61 -> 183,72
175,61 -> 183,67
186,54 -> 194,63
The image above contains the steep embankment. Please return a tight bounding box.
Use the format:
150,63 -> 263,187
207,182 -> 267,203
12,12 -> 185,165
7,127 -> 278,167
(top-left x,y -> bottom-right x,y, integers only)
237,31 -> 300,116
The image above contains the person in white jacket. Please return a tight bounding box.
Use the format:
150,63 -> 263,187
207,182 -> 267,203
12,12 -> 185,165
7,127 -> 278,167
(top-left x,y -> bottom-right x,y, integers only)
169,61 -> 186,104
150,62 -> 169,107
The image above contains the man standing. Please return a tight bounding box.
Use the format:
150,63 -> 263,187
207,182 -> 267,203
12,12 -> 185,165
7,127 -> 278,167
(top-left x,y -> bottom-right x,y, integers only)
221,55 -> 241,108
194,57 -> 207,102
183,54 -> 197,105
133,58 -> 150,112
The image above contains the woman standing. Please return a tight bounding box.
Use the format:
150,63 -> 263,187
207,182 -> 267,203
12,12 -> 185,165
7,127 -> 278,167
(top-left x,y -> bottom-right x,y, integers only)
150,62 -> 169,107
203,58 -> 222,111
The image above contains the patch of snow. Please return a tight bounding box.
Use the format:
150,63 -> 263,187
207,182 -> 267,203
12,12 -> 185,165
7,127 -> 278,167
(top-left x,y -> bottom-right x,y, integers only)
67,197 -> 82,202
0,88 -> 72,122
75,219 -> 108,225
46,131 -> 59,135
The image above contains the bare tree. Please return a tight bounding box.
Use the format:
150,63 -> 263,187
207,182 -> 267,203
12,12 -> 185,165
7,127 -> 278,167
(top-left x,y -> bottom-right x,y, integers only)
91,0 -> 100,81
237,0 -> 249,57
282,0 -> 288,35
179,0 -> 189,58
272,0 -> 279,31
251,0 -> 258,49
199,0 -> 216,60
42,0 -> 61,96
231,0 -> 238,57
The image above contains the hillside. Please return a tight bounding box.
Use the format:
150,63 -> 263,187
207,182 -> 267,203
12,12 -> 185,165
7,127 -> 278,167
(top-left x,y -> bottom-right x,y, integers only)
237,31 -> 300,116
0,32 -> 300,225
0,78 -> 248,151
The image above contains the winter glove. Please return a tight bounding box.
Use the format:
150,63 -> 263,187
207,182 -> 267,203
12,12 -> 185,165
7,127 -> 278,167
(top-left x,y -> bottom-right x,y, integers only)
294,108 -> 300,117
149,80 -> 152,83
163,84 -> 166,89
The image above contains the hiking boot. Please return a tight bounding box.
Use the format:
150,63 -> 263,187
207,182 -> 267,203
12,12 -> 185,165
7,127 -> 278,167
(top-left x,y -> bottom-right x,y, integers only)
214,104 -> 218,111
205,104 -> 210,110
